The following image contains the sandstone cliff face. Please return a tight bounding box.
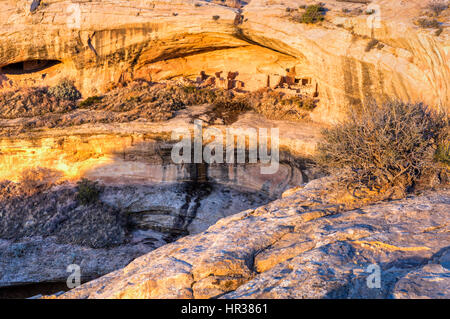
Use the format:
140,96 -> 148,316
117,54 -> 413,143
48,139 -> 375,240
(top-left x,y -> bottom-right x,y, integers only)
0,105 -> 321,291
0,0 -> 448,299
0,104 -> 320,183
241,0 -> 450,122
0,0 -> 448,124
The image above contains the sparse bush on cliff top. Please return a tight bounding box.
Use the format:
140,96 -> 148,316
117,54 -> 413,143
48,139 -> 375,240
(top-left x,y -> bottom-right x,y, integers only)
293,4 -> 326,24
76,178 -> 101,205
316,101 -> 448,189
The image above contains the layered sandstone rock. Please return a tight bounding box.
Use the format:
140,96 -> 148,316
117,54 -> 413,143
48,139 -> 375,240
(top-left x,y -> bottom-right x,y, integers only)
0,105 -> 320,290
56,176 -> 450,299
0,0 -> 448,299
0,0 -> 447,124
0,181 -> 272,289
0,104 -> 321,183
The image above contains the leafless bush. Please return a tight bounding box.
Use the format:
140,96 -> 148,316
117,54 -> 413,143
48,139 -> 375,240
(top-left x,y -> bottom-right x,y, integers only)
316,101 -> 448,190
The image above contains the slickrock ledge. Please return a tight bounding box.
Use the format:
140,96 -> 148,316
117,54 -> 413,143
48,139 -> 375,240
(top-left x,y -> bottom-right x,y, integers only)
57,176 -> 450,299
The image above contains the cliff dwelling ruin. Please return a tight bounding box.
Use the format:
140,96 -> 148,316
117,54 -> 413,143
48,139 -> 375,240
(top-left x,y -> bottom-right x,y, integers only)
195,67 -> 319,98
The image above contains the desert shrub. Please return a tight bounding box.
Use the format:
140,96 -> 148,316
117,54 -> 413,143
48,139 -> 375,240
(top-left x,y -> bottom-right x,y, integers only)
179,85 -> 230,105
49,79 -> 82,101
212,15 -> 220,21
426,0 -> 448,16
84,81 -> 215,122
281,95 -> 317,111
435,144 -> 450,165
209,94 -> 251,124
417,18 -> 441,28
435,135 -> 450,165
76,178 -> 101,205
293,4 -> 326,24
0,86 -> 77,119
316,101 -> 448,189
61,80 -> 317,125
246,90 -> 317,121
80,95 -> 103,107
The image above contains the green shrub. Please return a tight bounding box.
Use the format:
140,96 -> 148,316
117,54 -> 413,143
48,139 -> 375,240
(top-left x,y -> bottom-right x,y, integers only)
76,178 -> 101,205
316,101 -> 448,188
435,140 -> 450,165
294,4 -> 326,24
49,79 -> 82,101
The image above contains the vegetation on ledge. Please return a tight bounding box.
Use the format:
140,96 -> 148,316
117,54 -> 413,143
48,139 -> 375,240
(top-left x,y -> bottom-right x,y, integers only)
316,100 -> 449,192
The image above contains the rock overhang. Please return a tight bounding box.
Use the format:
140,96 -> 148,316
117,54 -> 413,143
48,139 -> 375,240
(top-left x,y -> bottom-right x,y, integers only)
0,0 -> 448,123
